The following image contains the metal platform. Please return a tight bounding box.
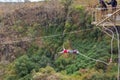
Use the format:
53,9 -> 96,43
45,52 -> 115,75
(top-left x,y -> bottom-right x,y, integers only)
91,7 -> 120,27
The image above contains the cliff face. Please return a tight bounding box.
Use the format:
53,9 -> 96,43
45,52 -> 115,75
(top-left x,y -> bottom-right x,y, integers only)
0,1 -> 119,80
0,1 -> 63,62
2,3 -> 62,26
0,0 -> 119,64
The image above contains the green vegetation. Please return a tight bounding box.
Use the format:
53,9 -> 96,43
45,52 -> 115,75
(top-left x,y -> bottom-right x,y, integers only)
0,0 -> 118,80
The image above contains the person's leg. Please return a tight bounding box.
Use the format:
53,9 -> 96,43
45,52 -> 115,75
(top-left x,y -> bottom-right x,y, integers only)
68,50 -> 73,54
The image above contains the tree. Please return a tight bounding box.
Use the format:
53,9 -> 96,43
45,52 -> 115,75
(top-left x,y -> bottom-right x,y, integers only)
14,55 -> 35,77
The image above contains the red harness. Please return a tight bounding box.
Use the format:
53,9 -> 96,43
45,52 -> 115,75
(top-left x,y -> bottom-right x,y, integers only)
63,49 -> 68,53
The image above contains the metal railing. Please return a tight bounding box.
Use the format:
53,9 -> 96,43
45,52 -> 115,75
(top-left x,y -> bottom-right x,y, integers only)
92,6 -> 120,25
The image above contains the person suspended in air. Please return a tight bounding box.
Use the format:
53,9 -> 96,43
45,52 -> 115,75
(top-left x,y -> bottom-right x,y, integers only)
59,48 -> 79,55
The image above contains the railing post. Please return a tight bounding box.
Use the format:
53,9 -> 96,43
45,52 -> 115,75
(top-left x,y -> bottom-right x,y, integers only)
95,8 -> 97,22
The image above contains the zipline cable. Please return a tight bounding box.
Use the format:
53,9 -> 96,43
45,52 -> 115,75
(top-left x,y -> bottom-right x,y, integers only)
0,28 -> 95,45
102,23 -> 114,64
78,52 -> 109,65
97,21 -> 119,80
